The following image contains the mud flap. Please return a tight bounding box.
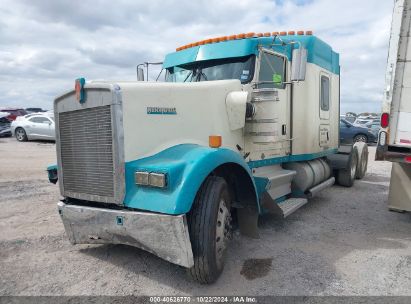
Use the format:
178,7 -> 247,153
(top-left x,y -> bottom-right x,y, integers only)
388,162 -> 411,212
237,206 -> 259,238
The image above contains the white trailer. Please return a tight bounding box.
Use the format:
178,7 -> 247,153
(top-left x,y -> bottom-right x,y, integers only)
376,0 -> 411,212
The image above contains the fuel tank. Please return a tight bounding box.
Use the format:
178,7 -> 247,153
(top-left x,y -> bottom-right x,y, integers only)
283,158 -> 331,191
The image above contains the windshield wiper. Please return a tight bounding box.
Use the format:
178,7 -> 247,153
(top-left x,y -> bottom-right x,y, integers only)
183,71 -> 193,82
198,71 -> 207,81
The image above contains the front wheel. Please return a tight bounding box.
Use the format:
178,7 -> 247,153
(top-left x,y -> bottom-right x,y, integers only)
15,128 -> 28,142
187,176 -> 232,284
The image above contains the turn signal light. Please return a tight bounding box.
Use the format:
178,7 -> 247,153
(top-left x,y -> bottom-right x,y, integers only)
209,135 -> 222,148
381,112 -> 389,128
405,156 -> 411,163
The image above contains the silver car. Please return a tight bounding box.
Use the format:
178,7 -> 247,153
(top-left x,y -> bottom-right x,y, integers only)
11,113 -> 55,141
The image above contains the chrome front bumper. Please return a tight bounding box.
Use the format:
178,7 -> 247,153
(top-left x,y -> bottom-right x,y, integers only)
57,202 -> 194,268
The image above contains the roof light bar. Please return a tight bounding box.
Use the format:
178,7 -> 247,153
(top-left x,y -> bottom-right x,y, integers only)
175,30 -> 314,51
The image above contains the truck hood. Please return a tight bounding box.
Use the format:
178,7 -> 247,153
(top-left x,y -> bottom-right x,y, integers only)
115,80 -> 245,162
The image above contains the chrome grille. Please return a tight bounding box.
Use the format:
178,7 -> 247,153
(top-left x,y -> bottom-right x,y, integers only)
59,106 -> 115,199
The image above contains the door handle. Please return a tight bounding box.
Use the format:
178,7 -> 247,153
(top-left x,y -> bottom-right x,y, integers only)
282,124 -> 286,135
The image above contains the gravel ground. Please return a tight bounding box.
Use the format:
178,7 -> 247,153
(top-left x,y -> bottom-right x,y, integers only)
0,137 -> 410,296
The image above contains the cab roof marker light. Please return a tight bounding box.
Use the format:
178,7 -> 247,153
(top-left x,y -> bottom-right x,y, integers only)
176,29 -> 316,51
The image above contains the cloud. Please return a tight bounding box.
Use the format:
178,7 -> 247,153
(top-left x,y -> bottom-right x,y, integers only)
0,0 -> 393,113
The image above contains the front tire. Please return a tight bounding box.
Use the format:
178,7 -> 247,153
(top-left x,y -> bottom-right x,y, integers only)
187,176 -> 232,284
15,127 -> 28,142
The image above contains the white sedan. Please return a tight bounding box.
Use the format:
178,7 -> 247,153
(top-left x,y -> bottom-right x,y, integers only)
11,113 -> 55,141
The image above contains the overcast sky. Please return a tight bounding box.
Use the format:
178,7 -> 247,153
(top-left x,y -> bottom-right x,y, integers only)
0,0 -> 394,113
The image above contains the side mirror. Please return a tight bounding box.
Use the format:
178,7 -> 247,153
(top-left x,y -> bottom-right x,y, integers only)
137,68 -> 145,81
291,48 -> 307,81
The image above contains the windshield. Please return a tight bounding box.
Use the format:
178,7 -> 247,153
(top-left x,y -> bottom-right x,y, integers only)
166,55 -> 255,84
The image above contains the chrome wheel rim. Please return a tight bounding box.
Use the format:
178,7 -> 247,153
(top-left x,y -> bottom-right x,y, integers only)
215,198 -> 231,269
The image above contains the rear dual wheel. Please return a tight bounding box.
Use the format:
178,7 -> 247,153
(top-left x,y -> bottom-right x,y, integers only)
187,176 -> 232,284
336,146 -> 358,187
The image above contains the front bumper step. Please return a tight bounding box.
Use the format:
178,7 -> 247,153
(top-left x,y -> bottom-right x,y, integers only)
58,202 -> 194,268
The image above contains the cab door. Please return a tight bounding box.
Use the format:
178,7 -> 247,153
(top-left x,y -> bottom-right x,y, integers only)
245,49 -> 291,160
27,116 -> 53,139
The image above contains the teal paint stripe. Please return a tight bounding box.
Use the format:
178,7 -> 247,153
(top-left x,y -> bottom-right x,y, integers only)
247,148 -> 338,169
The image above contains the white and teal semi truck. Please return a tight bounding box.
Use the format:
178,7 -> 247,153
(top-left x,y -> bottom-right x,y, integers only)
47,31 -> 367,283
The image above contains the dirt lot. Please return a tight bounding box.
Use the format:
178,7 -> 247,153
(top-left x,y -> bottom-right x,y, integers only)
0,137 -> 410,296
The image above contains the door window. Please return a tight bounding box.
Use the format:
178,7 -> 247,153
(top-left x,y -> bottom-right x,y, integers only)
258,52 -> 285,89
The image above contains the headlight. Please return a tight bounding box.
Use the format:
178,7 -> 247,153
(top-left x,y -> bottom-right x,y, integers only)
135,171 -> 167,188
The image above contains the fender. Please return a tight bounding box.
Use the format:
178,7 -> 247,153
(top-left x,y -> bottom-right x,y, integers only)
124,144 -> 258,215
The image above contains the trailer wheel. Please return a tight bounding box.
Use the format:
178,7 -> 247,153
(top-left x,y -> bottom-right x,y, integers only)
187,176 -> 232,284
337,146 -> 358,187
355,142 -> 368,179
